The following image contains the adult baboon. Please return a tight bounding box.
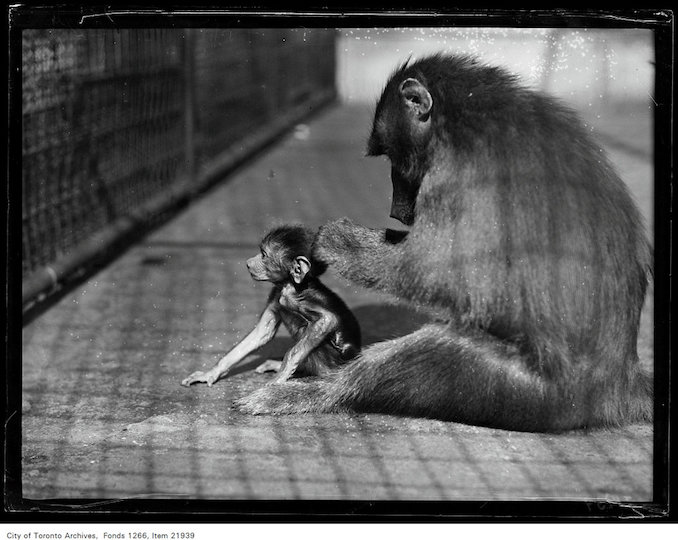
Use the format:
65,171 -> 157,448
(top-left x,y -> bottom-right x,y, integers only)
236,54 -> 652,432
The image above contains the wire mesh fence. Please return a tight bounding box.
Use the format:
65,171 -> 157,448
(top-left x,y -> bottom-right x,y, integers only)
192,29 -> 336,165
21,28 -> 336,309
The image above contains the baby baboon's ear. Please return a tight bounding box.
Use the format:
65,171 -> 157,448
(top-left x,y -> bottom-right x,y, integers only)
291,256 -> 311,284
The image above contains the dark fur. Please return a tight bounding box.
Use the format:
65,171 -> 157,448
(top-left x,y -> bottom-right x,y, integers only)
255,225 -> 361,376
236,55 -> 652,432
260,225 -> 329,278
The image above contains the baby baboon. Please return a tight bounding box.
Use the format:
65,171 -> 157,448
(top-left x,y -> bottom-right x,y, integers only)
181,224 -> 361,387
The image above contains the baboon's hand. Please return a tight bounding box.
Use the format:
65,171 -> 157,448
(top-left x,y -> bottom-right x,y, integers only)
180,369 -> 220,387
235,381 -> 322,415
314,217 -> 371,265
234,388 -> 279,415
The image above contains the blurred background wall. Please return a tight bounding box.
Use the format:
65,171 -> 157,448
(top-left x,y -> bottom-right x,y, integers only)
336,28 -> 654,110
332,26 -> 655,234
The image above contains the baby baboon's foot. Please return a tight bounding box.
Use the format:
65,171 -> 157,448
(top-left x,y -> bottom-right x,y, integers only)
255,359 -> 282,374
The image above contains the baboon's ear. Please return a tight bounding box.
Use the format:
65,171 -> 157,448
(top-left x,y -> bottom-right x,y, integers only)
399,78 -> 433,120
291,256 -> 311,284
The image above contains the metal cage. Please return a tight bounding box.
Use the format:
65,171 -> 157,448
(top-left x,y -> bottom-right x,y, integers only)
21,28 -> 337,310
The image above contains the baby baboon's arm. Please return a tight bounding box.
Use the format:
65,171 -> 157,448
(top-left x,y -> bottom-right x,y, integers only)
269,308 -> 339,384
181,305 -> 280,387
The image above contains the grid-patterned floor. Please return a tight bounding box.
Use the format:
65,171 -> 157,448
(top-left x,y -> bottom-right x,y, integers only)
21,103 -> 655,501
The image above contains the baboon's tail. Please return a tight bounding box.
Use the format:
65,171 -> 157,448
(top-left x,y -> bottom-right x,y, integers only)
236,323 -> 649,432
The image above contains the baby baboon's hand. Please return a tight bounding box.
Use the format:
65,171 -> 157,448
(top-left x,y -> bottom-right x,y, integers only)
180,369 -> 220,387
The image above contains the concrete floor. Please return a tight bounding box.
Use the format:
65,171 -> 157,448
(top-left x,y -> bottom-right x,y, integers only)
21,102 -> 655,502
